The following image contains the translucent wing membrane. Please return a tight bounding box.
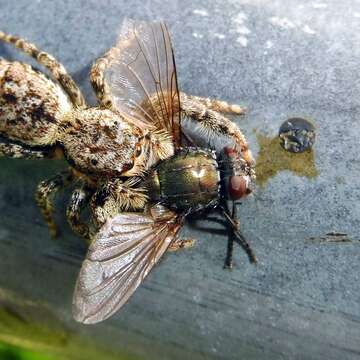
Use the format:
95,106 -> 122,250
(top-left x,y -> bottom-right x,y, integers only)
73,208 -> 181,324
105,19 -> 181,145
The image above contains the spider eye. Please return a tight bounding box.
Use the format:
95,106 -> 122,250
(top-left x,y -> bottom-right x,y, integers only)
135,143 -> 142,157
228,175 -> 251,200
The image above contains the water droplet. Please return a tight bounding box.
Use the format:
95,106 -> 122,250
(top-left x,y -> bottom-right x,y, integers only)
279,118 -> 316,153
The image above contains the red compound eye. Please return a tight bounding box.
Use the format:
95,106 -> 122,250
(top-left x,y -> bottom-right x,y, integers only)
223,146 -> 237,158
228,175 -> 251,200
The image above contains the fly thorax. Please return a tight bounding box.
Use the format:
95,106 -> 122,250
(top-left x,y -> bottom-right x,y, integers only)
143,169 -> 162,203
148,148 -> 220,213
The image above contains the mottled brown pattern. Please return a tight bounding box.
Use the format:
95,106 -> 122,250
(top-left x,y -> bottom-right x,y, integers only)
35,170 -> 75,238
90,46 -> 117,108
0,60 -> 71,145
66,186 -> 92,240
179,93 -> 246,114
59,108 -> 142,176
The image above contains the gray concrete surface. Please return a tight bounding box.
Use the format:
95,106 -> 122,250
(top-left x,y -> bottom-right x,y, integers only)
0,0 -> 360,359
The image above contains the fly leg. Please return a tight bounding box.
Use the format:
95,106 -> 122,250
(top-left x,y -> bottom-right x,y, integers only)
224,202 -> 238,269
66,185 -> 93,243
0,31 -> 85,108
35,170 -> 74,238
180,92 -> 253,165
222,202 -> 257,265
180,92 -> 246,115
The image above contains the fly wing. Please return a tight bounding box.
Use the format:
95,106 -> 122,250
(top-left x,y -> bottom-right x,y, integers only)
72,209 -> 182,324
104,19 -> 181,146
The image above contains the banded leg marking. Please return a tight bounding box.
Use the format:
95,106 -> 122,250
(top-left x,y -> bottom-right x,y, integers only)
0,31 -> 86,108
66,186 -> 92,242
180,92 -> 246,114
35,170 -> 74,238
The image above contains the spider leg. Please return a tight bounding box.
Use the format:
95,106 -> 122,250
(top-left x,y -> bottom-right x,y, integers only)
0,136 -> 56,159
35,170 -> 74,238
221,200 -> 256,265
90,178 -> 148,228
66,185 -> 93,242
180,92 -> 246,115
180,92 -> 253,165
168,238 -> 195,252
90,49 -> 114,108
222,206 -> 257,264
0,31 -> 86,108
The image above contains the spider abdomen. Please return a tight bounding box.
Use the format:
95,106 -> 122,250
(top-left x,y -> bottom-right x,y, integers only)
0,60 -> 72,145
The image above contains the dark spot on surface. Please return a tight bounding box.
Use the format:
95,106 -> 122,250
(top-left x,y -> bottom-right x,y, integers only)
3,75 -> 13,83
89,147 -> 98,154
65,156 -> 76,167
104,100 -> 112,108
121,162 -> 133,172
103,125 -> 116,139
26,91 -> 42,100
218,124 -> 228,133
30,102 -> 46,121
30,48 -> 40,59
3,93 -> 17,103
7,115 -> 28,127
90,158 -> 98,166
89,145 -> 107,154
30,102 -> 57,123
59,74 -> 70,86
95,187 -> 111,207
92,132 -> 101,143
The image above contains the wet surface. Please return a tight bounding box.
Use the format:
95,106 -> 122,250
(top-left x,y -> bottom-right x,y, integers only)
0,0 -> 360,359
255,131 -> 318,186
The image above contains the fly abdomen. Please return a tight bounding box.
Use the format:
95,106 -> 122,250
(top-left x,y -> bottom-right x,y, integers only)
146,148 -> 220,213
